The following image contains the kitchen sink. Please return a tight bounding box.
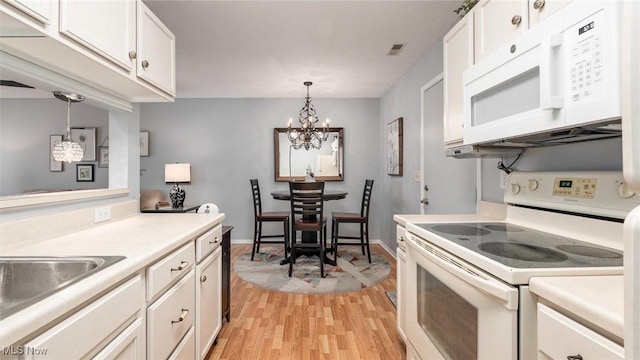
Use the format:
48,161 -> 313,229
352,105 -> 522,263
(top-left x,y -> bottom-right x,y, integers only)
0,256 -> 125,318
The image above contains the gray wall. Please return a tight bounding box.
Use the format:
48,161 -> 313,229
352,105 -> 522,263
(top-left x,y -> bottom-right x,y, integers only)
139,98 -> 379,241
0,98 -> 109,196
481,138 -> 623,202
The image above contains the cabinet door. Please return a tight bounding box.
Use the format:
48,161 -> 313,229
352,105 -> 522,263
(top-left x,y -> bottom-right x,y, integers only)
528,0 -> 571,28
196,247 -> 222,359
92,317 -> 145,360
443,12 -> 474,147
59,0 -> 135,71
396,226 -> 407,343
3,0 -> 53,24
136,0 -> 176,96
474,0 -> 529,62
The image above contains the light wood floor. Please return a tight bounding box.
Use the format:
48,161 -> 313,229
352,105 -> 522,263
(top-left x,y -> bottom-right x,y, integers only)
206,243 -> 406,360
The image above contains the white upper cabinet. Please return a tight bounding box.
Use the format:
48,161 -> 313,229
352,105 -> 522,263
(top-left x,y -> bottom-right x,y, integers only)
528,0 -> 571,27
136,0 -> 176,96
474,0 -> 529,63
3,0 -> 52,24
443,12 -> 474,147
59,0 -> 136,72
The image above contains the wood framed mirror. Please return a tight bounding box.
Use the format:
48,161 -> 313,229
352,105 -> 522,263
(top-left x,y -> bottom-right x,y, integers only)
274,127 -> 344,182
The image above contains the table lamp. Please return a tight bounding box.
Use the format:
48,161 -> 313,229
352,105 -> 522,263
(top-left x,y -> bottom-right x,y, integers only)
165,163 -> 191,208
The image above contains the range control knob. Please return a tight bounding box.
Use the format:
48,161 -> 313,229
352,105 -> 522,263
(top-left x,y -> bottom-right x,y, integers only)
528,179 -> 539,191
511,183 -> 521,195
618,183 -> 636,198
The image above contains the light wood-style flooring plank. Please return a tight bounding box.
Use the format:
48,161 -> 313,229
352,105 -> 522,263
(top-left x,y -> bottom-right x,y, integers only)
206,243 -> 405,360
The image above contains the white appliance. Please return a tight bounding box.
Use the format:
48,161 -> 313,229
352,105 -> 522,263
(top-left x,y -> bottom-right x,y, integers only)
463,1 -> 622,146
622,1 -> 640,358
404,171 -> 639,360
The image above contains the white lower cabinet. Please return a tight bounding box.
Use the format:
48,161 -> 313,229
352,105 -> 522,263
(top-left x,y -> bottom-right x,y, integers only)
537,303 -> 624,359
22,274 -> 144,359
396,225 -> 407,343
147,269 -> 195,360
92,317 -> 145,360
169,327 -> 195,360
196,246 -> 222,359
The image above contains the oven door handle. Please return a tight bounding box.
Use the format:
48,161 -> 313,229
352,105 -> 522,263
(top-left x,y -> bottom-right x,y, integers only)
406,232 -> 519,310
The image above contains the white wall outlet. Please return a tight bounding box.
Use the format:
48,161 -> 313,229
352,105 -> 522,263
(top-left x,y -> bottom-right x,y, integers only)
95,206 -> 111,223
500,171 -> 507,189
414,171 -> 421,183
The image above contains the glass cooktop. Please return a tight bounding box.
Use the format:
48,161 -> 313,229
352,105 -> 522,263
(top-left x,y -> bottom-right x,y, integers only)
415,222 -> 623,269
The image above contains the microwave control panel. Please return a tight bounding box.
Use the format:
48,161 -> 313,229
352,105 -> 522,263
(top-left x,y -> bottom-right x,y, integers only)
567,11 -> 605,104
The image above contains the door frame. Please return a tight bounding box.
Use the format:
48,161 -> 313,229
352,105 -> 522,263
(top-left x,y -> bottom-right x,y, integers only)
419,74 -> 443,215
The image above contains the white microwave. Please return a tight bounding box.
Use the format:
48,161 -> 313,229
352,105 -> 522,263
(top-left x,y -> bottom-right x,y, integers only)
463,1 -> 622,146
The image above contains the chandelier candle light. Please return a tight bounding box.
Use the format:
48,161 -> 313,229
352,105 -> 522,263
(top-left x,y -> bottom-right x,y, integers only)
52,91 -> 85,163
165,163 -> 191,208
287,81 -> 330,150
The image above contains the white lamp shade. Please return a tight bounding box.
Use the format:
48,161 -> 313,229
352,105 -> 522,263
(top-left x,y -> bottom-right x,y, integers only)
165,163 -> 191,183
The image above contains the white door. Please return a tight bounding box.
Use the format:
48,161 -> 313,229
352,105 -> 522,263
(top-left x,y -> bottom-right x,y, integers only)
420,75 -> 477,214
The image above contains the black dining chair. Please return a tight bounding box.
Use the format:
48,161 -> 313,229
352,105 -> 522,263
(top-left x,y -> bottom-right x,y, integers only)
250,179 -> 290,261
331,179 -> 374,263
288,181 -> 327,278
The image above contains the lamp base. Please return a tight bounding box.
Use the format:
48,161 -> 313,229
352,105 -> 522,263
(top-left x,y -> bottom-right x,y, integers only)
169,184 -> 186,208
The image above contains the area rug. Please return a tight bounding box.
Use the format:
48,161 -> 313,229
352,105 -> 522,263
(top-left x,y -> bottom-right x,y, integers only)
234,246 -> 391,294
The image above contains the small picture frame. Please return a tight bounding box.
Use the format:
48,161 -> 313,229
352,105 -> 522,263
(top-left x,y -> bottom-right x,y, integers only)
71,127 -> 97,161
98,146 -> 109,168
49,134 -> 63,172
387,117 -> 403,176
140,131 -> 149,157
76,164 -> 94,182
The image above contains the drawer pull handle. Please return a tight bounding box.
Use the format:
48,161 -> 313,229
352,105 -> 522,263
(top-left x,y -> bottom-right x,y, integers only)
200,275 -> 207,282
533,0 -> 545,10
209,237 -> 220,244
171,309 -> 189,324
170,261 -> 189,272
142,60 -> 150,69
567,356 -> 583,360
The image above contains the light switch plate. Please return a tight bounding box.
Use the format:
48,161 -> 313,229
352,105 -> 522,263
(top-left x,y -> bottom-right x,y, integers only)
95,206 -> 111,223
414,171 -> 421,183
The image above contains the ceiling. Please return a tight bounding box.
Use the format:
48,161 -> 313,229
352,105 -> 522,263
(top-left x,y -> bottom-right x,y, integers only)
144,0 -> 458,98
0,1 -> 459,99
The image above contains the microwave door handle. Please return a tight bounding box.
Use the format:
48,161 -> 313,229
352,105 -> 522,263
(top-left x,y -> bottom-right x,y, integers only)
406,233 -> 518,310
540,33 -> 564,110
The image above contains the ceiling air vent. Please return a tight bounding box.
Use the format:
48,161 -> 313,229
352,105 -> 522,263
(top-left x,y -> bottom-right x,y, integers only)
387,43 -> 405,56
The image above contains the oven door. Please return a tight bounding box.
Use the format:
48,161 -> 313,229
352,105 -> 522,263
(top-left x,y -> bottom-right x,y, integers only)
404,231 -> 518,360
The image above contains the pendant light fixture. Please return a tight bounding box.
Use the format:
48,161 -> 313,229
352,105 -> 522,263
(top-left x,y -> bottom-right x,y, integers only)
52,91 -> 85,163
287,81 -> 330,150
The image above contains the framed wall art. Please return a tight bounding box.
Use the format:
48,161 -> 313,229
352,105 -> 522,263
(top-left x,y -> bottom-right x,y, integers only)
387,117 -> 403,176
49,134 -> 63,172
70,127 -> 97,161
140,131 -> 149,157
76,164 -> 94,182
98,146 -> 109,168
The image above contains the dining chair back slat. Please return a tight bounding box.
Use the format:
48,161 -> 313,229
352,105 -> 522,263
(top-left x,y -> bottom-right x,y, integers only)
289,181 -> 327,277
250,179 -> 290,261
331,179 -> 374,263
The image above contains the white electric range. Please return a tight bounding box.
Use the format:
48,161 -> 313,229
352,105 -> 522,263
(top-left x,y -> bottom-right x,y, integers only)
403,171 -> 639,360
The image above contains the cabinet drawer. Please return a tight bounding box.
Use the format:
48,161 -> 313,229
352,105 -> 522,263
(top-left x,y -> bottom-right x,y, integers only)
196,224 -> 222,263
92,317 -> 145,360
24,274 -> 143,359
147,241 -> 194,301
147,269 -> 195,360
537,303 -> 624,359
168,327 -> 195,360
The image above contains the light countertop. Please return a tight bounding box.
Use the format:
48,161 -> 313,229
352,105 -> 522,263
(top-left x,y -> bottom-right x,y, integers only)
529,275 -> 624,341
0,212 -> 225,347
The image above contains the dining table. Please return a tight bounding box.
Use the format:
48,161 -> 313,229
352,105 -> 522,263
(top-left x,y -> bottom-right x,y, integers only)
270,189 -> 348,266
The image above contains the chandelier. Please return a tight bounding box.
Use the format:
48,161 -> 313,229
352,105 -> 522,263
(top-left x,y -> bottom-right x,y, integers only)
287,81 -> 329,150
52,91 -> 85,163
